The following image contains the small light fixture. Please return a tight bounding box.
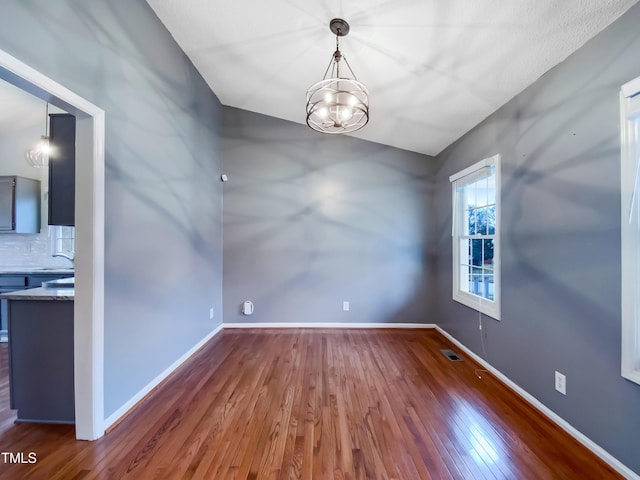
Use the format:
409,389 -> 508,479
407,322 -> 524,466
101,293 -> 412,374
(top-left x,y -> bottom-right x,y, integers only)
306,18 -> 369,134
25,102 -> 50,169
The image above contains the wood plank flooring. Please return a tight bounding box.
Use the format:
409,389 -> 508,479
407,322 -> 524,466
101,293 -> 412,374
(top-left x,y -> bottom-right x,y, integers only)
0,329 -> 622,479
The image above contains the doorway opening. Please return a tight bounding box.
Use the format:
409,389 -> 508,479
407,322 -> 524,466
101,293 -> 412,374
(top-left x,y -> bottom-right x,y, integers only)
0,48 -> 105,440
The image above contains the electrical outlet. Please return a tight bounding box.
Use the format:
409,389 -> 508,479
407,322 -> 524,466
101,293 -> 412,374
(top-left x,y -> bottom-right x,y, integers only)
209,307 -> 214,319
343,301 -> 350,312
555,371 -> 566,395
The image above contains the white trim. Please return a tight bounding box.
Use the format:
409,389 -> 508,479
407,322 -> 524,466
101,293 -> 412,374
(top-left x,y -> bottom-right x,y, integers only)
622,76 -> 640,99
0,48 -> 106,440
223,322 -> 437,329
621,82 -> 640,386
449,157 -> 494,183
435,326 -> 640,480
102,324 -> 224,431
451,154 -> 501,320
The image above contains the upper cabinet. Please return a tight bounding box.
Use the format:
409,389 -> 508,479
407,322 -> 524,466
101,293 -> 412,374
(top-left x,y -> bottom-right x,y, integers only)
48,113 -> 75,226
0,176 -> 41,234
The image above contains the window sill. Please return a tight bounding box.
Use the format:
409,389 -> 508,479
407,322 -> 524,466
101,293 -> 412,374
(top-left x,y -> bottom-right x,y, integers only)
453,291 -> 501,320
622,369 -> 640,387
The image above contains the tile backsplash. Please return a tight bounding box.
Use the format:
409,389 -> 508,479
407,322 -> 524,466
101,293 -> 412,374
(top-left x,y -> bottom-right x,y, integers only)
0,230 -> 74,268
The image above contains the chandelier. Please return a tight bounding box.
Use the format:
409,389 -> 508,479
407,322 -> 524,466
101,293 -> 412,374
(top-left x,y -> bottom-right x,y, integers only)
306,18 -> 369,134
25,102 -> 51,168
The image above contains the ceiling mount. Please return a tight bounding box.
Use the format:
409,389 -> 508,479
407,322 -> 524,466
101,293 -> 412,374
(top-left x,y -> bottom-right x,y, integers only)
329,18 -> 350,37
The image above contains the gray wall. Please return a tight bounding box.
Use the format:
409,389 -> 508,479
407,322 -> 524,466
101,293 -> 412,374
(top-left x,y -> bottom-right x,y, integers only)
433,3 -> 640,474
0,1 -> 224,417
222,107 -> 435,325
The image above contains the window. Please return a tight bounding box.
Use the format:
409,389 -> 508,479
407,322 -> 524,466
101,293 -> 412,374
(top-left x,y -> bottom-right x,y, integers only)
49,225 -> 75,261
621,75 -> 640,386
450,155 -> 500,320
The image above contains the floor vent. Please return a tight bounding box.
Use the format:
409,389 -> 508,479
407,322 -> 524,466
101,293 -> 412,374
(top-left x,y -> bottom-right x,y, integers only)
440,349 -> 463,362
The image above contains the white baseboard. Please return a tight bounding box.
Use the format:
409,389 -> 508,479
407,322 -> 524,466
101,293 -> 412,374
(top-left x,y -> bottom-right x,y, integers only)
102,323 -> 224,431
223,322 -> 437,329
435,326 -> 639,480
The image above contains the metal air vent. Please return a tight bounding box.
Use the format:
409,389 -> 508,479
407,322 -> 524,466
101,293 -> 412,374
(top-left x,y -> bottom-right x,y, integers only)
441,349 -> 463,362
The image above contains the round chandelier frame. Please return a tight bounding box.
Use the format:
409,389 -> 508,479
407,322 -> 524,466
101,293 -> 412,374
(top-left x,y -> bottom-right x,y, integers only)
306,18 -> 369,134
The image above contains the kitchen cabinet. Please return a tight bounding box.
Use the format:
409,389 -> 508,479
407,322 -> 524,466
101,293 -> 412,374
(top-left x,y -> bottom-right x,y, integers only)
27,272 -> 74,287
0,176 -> 41,233
0,271 -> 73,342
48,113 -> 76,226
0,275 -> 29,341
6,298 -> 74,423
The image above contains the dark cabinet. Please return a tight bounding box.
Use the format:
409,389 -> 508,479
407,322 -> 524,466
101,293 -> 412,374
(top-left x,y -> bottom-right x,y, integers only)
26,273 -> 74,287
0,272 -> 73,342
7,299 -> 75,423
48,114 -> 76,226
0,275 -> 29,342
0,176 -> 41,233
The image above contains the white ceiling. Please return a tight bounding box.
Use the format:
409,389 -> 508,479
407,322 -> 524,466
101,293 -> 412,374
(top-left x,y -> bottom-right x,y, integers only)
0,78 -> 46,134
147,0 -> 638,156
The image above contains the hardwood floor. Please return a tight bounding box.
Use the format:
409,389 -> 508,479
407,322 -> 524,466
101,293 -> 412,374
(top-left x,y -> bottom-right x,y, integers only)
0,330 -> 622,479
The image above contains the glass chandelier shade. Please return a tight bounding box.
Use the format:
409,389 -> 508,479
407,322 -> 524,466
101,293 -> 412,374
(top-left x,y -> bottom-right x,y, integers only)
306,19 -> 369,134
25,103 -> 50,169
25,136 -> 51,168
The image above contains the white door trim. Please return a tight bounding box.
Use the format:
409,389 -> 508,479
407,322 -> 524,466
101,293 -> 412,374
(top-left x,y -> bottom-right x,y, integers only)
0,48 -> 105,440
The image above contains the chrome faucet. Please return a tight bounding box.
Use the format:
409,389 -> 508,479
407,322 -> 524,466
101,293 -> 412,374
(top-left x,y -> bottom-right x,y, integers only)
53,252 -> 75,265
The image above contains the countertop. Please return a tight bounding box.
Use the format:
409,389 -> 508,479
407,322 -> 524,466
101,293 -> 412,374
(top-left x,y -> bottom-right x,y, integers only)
0,286 -> 74,301
43,277 -> 74,288
0,270 -> 75,300
0,267 -> 74,274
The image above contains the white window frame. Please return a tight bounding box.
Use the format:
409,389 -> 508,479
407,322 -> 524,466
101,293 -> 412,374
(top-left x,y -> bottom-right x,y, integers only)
450,154 -> 501,320
49,225 -> 75,260
620,75 -> 640,386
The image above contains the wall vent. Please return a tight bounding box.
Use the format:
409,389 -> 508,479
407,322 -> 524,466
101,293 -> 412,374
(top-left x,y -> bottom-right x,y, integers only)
441,349 -> 463,361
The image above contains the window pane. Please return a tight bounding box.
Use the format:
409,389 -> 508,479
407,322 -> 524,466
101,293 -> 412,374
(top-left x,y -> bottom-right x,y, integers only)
460,238 -> 471,264
462,208 -> 471,236
469,208 -> 478,235
470,267 -> 482,295
461,265 -> 471,293
487,173 -> 496,205
477,207 -> 488,235
471,239 -> 483,266
464,182 -> 476,210
468,208 -> 477,235
475,176 -> 488,207
483,275 -> 495,300
487,205 -> 496,234
483,238 -> 494,265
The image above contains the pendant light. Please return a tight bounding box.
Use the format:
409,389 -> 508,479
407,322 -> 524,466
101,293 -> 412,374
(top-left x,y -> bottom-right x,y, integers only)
25,102 -> 51,169
306,18 -> 369,134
